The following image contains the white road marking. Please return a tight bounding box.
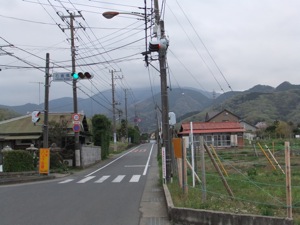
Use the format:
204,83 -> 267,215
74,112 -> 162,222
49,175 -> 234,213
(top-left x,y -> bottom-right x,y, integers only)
112,175 -> 125,183
143,144 -> 154,176
125,165 -> 145,168
59,179 -> 74,184
85,146 -> 140,177
129,175 -> 141,183
77,176 -> 95,183
95,175 -> 110,183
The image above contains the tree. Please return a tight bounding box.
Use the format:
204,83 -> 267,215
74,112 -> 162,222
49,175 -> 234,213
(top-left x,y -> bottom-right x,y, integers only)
128,125 -> 141,144
117,119 -> 127,142
275,121 -> 293,138
48,120 -> 69,148
92,114 -> 111,159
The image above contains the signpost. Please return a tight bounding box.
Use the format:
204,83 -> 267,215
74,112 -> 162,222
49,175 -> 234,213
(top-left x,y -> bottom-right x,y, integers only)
39,148 -> 50,175
73,123 -> 81,133
72,113 -> 81,133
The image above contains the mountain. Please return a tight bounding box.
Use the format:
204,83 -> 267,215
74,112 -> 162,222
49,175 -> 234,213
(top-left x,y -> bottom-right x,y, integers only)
184,81 -> 300,126
2,81 -> 300,132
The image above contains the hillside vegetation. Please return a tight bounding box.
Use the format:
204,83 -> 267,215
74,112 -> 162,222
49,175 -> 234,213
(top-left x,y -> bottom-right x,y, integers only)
0,108 -> 20,121
182,82 -> 300,127
1,81 -> 300,132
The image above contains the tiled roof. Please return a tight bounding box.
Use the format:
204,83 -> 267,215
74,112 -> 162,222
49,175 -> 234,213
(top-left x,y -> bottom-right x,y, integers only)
179,121 -> 245,135
0,113 -> 86,135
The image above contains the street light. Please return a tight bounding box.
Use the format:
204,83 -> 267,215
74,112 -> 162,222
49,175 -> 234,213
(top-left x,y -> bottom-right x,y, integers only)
102,11 -> 145,19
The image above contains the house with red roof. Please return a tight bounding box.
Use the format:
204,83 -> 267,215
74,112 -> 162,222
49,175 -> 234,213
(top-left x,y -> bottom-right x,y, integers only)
179,121 -> 245,148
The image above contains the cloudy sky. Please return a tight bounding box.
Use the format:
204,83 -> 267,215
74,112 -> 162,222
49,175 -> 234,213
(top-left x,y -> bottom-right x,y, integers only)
0,0 -> 299,107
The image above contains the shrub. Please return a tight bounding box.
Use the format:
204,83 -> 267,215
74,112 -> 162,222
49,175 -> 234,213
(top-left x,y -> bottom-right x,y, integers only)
3,150 -> 34,172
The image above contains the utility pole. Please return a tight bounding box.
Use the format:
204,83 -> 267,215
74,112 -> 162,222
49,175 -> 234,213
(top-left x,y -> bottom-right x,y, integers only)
43,53 -> 50,148
153,0 -> 171,182
30,82 -> 43,105
111,70 -> 122,151
59,12 -> 84,165
124,89 -> 129,142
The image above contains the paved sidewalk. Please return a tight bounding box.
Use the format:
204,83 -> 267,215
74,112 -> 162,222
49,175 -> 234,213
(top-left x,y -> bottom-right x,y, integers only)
139,148 -> 171,225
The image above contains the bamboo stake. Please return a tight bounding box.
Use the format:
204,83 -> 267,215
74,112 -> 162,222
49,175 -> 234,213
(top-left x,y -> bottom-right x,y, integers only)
257,142 -> 277,170
204,143 -> 234,198
186,159 -> 202,184
210,144 -> 228,177
265,145 -> 285,174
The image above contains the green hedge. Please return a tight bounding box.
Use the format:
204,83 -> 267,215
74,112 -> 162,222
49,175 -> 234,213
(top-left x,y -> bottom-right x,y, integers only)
3,150 -> 34,172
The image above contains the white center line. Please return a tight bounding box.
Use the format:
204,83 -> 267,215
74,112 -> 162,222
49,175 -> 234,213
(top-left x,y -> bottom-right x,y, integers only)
125,165 -> 145,168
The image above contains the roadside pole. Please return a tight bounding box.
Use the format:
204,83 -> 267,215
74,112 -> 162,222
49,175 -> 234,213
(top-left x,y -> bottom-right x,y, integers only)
43,53 -> 49,148
285,141 -> 292,219
153,0 -> 172,183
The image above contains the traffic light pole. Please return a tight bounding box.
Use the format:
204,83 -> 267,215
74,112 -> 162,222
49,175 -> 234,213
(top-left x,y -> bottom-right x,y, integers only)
70,14 -> 81,163
59,12 -> 83,166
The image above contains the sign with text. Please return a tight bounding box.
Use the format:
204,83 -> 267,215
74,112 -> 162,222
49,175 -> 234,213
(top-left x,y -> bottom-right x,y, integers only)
162,147 -> 166,181
53,72 -> 72,82
39,148 -> 50,175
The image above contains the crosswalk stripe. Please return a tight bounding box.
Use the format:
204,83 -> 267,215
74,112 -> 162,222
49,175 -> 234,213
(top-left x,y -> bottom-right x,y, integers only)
95,175 -> 110,183
59,175 -> 142,184
77,176 -> 96,183
112,175 -> 125,183
129,175 -> 141,182
59,179 -> 74,184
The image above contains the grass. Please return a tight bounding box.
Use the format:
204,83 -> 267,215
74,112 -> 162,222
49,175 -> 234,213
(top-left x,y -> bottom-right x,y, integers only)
167,140 -> 300,223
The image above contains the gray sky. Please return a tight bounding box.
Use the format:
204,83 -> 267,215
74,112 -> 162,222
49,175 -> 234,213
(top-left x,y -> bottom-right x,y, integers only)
1,0 -> 299,106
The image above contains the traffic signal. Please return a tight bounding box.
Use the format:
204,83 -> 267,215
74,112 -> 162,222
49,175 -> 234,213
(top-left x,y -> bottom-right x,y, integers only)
149,38 -> 169,52
31,111 -> 40,124
72,72 -> 79,80
72,72 -> 92,80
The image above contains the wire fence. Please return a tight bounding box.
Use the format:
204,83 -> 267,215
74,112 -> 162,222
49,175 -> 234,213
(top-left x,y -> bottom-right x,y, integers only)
169,137 -> 300,220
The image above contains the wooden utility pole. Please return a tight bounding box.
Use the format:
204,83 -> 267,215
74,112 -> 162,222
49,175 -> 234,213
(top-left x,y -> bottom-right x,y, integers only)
285,141 -> 292,219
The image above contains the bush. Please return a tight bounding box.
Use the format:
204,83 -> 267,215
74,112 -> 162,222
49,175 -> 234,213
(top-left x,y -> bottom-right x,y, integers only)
3,150 -> 34,172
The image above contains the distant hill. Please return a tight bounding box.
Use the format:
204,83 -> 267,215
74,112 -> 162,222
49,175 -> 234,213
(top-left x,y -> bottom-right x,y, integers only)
184,81 -> 300,126
1,81 -> 300,132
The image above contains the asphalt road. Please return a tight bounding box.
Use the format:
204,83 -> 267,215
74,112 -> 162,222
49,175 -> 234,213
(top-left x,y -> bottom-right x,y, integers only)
0,143 -> 157,225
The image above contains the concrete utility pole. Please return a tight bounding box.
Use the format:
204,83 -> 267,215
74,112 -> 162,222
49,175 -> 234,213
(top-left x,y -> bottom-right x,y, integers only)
124,89 -> 129,142
58,12 -> 84,164
153,0 -> 172,182
43,53 -> 50,148
111,70 -> 122,151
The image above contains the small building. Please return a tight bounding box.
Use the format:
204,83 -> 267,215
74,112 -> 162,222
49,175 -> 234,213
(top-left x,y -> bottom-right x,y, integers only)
206,109 -> 257,142
0,112 -> 90,150
179,121 -> 245,148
